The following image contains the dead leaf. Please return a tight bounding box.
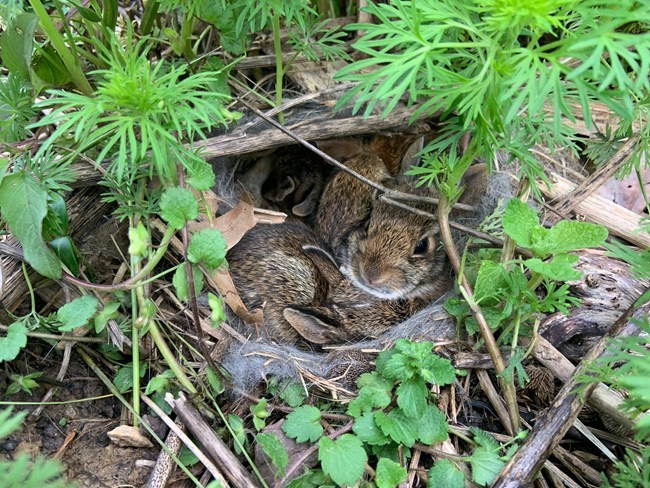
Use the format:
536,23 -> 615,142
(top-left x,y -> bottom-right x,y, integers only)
207,267 -> 264,325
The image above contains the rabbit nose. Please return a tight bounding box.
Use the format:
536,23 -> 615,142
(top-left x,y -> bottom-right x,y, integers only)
359,260 -> 388,287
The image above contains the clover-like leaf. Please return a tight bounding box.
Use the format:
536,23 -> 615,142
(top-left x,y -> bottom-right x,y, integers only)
187,228 -> 227,269
318,434 -> 367,487
159,186 -> 199,229
282,405 -> 323,443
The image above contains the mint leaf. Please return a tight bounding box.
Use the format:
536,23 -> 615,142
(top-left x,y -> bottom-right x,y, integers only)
172,264 -> 204,302
375,409 -> 418,447
428,460 -> 464,488
256,433 -> 288,476
396,377 -> 428,418
474,260 -> 508,305
0,322 -> 28,363
546,220 -> 608,253
417,403 -> 449,444
502,199 -> 543,249
159,186 -> 199,229
57,295 -> 99,331
347,372 -> 393,418
353,412 -> 390,446
468,429 -> 505,486
376,457 -> 407,488
282,405 -> 323,443
525,253 -> 582,281
187,228 -> 227,269
377,340 -> 455,386
318,434 -> 367,487
0,171 -> 62,278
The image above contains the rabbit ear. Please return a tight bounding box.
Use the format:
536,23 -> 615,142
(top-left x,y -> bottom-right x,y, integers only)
458,163 -> 489,206
302,244 -> 342,285
370,134 -> 425,178
292,184 -> 320,217
317,138 -> 365,164
283,307 -> 347,344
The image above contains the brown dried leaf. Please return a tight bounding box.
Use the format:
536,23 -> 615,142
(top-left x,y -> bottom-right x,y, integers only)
208,267 -> 264,325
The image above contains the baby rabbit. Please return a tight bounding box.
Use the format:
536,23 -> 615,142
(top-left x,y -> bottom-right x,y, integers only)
226,221 -> 436,345
315,138 -> 489,300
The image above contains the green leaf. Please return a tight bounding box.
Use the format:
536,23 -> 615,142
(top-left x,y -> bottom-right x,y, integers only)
0,171 -> 62,278
57,295 -> 99,331
128,222 -> 149,258
353,412 -> 390,446
228,414 -> 247,454
251,398 -> 269,431
474,260 -> 508,304
279,382 -> 307,408
376,457 -> 407,488
144,370 -> 175,395
187,228 -> 227,269
286,469 -> 332,488
0,13 -> 39,78
172,264 -> 204,302
545,220 -> 608,254
49,236 -> 79,276
94,301 -> 120,334
347,372 -> 393,418
282,405 -> 323,443
377,340 -> 456,386
396,376 -> 428,418
256,433 -> 288,476
427,460 -> 464,488
417,403 -> 449,444
0,408 -> 28,439
206,367 -> 225,395
159,187 -> 199,229
0,322 -> 28,363
113,362 -> 146,393
525,253 -> 582,281
375,409 -> 419,447
318,434 -> 367,487
208,292 -> 227,324
502,199 -> 546,250
32,46 -> 73,89
186,159 -> 216,191
468,429 -> 505,486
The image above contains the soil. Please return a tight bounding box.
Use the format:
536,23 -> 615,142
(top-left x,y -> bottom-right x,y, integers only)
0,342 -> 158,487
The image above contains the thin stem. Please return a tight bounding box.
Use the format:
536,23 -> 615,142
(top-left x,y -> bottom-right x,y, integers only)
140,0 -> 159,36
147,319 -> 197,394
21,262 -> 37,316
272,10 -> 285,124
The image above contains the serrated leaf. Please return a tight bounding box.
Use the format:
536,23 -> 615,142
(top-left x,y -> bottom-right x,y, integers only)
159,187 -> 199,229
172,264 -> 204,302
318,434 -> 367,487
187,228 -> 227,269
286,469 -> 331,488
57,295 -> 99,331
375,409 -> 418,447
144,369 -> 174,395
396,376 -> 428,418
0,172 -> 62,278
352,412 -> 390,446
256,433 -> 288,476
545,220 -> 608,254
417,403 -> 449,444
347,372 -> 393,417
427,460 -> 464,488
468,429 -> 505,486
186,159 -> 216,191
0,322 -> 28,363
0,13 -> 38,78
282,405 -> 323,443
113,362 -> 146,393
474,260 -> 508,304
525,253 -> 583,281
279,382 -> 307,408
502,199 -> 543,249
376,457 -> 407,488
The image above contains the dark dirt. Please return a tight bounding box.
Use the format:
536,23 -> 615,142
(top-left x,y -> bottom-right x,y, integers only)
0,342 -> 158,487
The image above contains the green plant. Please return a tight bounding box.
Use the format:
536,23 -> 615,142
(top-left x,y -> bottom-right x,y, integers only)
336,0 -> 650,186
5,371 -> 43,395
0,408 -> 72,487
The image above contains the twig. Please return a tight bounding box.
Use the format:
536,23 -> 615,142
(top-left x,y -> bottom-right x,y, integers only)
492,290 -> 646,487
437,193 -> 520,435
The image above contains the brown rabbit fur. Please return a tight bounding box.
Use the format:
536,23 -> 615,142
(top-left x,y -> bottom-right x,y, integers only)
227,221 -> 432,345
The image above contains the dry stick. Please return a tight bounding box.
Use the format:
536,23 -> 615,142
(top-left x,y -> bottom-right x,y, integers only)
547,134 -> 639,223
437,194 -> 520,435
141,393 -> 230,488
492,292 -> 646,488
166,392 -> 263,488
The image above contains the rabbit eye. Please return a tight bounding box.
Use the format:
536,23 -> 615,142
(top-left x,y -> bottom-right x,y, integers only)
413,237 -> 431,256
